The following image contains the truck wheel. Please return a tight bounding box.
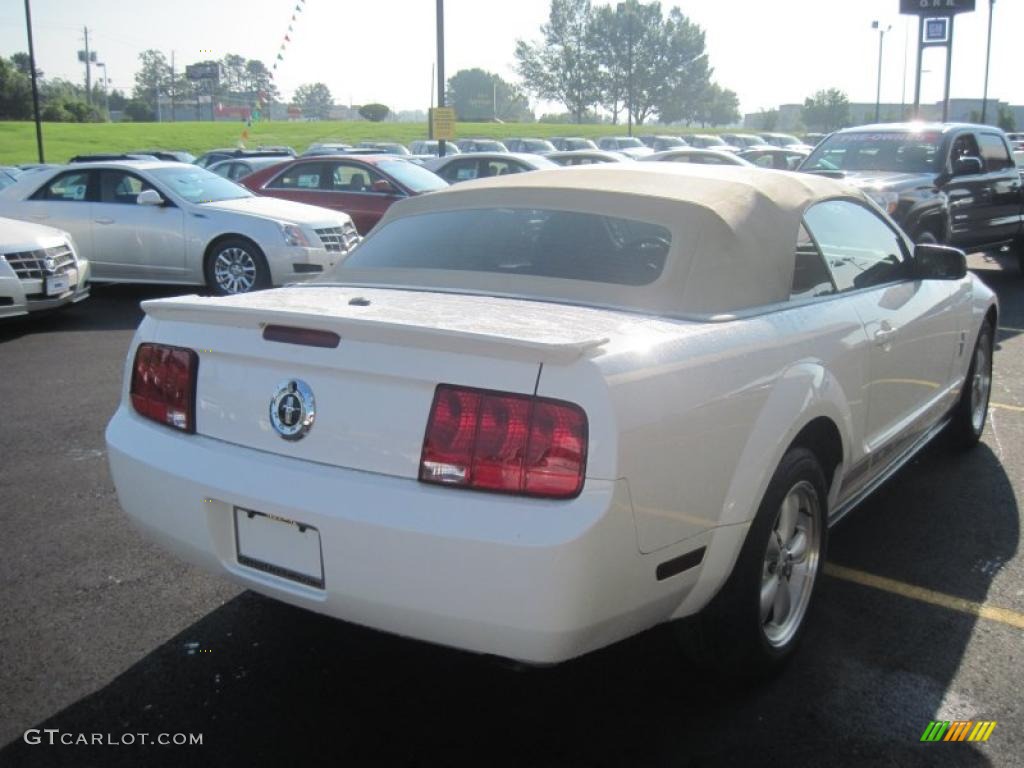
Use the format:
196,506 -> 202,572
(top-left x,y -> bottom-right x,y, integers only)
677,447 -> 828,679
947,321 -> 994,451
916,231 -> 939,245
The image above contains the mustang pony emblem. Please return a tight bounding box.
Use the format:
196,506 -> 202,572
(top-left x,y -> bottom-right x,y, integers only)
269,379 -> 316,440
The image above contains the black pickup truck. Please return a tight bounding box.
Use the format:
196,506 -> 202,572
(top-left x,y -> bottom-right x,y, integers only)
799,123 -> 1024,272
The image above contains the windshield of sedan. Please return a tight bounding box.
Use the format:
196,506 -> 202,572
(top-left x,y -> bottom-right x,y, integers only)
323,207 -> 672,287
803,131 -> 943,173
377,160 -> 449,193
148,166 -> 253,203
772,135 -> 801,147
616,138 -> 645,149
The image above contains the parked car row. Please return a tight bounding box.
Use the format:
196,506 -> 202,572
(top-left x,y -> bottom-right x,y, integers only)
3,122 -> 1020,319
0,161 -> 359,302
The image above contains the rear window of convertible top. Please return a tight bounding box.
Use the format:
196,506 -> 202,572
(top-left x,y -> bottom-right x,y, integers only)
329,208 -> 672,286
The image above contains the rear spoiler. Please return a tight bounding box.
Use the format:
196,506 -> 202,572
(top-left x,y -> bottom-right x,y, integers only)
141,296 -> 609,365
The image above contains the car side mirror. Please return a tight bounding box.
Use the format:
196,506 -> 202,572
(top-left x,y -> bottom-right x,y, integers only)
914,243 -> 967,280
952,156 -> 984,176
137,189 -> 165,206
370,179 -> 397,194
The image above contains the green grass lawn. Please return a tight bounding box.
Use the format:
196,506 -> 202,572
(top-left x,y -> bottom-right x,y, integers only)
0,120 -> 724,164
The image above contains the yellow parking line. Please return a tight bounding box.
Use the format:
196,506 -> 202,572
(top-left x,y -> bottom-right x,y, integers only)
824,563 -> 1024,630
991,402 -> 1024,413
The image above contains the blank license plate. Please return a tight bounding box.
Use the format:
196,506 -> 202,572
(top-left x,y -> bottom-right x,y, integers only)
45,273 -> 71,296
235,508 -> 324,588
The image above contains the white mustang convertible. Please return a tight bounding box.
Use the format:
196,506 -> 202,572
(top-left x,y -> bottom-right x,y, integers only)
106,164 -> 997,673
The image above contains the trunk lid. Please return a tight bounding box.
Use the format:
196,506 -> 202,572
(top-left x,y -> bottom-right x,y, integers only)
140,286 -> 618,479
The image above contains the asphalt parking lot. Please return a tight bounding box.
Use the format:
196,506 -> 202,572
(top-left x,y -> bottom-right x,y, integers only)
1,254 -> 1022,768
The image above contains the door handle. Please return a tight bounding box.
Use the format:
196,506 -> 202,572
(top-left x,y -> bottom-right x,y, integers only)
94,218 -> 114,225
874,327 -> 898,347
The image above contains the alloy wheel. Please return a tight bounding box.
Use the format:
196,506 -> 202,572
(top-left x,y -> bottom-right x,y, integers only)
970,334 -> 992,434
214,247 -> 257,294
760,480 -> 821,648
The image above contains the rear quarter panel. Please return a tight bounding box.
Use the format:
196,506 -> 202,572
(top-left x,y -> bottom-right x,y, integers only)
537,300 -> 870,556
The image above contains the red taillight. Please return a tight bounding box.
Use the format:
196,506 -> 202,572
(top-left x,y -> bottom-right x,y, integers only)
419,384 -> 587,499
130,343 -> 198,432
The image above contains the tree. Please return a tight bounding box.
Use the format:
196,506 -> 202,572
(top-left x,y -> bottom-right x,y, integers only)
244,59 -> 279,102
707,85 -> 740,127
686,83 -> 739,127
635,5 -> 712,126
588,4 -> 628,123
10,52 -> 42,79
447,68 -> 532,122
0,56 -> 33,119
757,108 -> 779,131
124,99 -> 155,122
359,103 -> 391,122
515,0 -> 601,123
293,82 -> 333,120
522,0 -> 713,126
997,104 -> 1016,132
133,49 -> 171,114
802,88 -> 851,132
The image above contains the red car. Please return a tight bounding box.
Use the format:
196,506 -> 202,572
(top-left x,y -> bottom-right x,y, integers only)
241,155 -> 448,234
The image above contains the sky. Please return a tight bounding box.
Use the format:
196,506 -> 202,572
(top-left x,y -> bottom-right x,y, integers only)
0,0 -> 1021,117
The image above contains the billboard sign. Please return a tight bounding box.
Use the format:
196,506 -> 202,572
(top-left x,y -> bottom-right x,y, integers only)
186,62 -> 221,82
900,0 -> 975,15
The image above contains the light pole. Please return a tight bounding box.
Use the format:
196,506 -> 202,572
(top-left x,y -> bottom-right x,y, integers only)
97,62 -> 110,115
872,21 -> 891,123
981,0 -> 995,123
23,0 -> 44,162
435,0 -> 446,156
617,3 -> 634,136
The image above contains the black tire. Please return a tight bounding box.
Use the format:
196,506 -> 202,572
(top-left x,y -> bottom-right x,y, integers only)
1013,236 -> 1024,275
204,237 -> 271,296
677,447 -> 828,679
947,321 -> 994,451
916,230 -> 939,245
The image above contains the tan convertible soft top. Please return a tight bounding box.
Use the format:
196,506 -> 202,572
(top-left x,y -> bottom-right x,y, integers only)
326,163 -> 863,316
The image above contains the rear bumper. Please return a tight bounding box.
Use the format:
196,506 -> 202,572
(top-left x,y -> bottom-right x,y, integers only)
106,408 -> 700,663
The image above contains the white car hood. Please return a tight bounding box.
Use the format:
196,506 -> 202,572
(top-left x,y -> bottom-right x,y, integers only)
0,215 -> 68,251
200,196 -> 349,227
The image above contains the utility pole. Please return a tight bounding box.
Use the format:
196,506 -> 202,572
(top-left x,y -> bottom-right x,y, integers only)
901,21 -> 909,119
170,51 -> 176,122
912,16 -> 924,117
82,26 -> 92,105
97,62 -> 109,115
435,0 -> 446,157
24,0 -> 44,162
981,0 -> 995,124
942,16 -> 955,122
873,21 -> 891,123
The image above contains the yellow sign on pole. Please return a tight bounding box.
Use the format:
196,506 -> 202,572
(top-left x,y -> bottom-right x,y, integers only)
430,107 -> 456,141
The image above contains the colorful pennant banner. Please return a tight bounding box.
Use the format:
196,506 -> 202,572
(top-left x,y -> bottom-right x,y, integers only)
240,0 -> 308,141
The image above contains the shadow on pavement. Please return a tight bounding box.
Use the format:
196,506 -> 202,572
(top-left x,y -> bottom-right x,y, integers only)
2,442 -> 1012,768
0,285 -> 197,344
1,266 -> 1018,767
